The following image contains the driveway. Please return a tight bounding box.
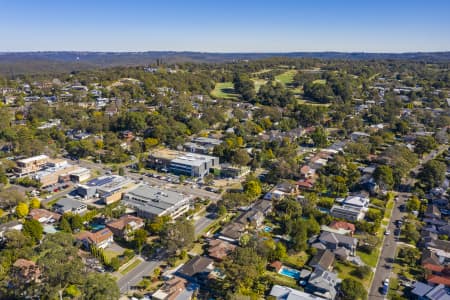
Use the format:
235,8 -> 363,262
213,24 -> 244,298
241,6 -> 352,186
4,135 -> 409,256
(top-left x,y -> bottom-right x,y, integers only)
105,242 -> 126,254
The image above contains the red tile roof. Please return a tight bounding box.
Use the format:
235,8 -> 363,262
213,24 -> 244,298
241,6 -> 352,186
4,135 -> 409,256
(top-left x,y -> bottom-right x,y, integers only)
76,228 -> 113,246
427,274 -> 450,287
106,215 -> 144,231
269,260 -> 283,272
423,263 -> 445,273
29,209 -> 61,222
208,239 -> 236,261
329,221 -> 356,233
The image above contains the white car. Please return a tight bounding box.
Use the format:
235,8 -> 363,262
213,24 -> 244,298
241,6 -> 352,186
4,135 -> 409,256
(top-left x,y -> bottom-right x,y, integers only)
384,230 -> 391,235
383,278 -> 390,286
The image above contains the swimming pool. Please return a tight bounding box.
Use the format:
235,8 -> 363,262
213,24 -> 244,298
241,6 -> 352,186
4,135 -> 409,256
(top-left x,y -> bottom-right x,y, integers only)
279,266 -> 301,279
91,224 -> 105,231
264,226 -> 273,232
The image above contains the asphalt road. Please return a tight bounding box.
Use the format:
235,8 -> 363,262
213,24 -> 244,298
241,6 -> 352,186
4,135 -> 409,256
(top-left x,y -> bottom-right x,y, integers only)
117,211 -> 217,293
368,193 -> 408,300
368,144 -> 447,299
117,257 -> 161,294
194,213 -> 217,236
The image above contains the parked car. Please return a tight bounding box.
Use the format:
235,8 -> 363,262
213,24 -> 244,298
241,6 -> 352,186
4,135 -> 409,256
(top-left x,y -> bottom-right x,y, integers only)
381,284 -> 388,295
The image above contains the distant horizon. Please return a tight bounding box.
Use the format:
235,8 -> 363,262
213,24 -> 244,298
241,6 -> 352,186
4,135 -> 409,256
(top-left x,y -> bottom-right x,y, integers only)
1,50 -> 450,54
1,1 -> 450,53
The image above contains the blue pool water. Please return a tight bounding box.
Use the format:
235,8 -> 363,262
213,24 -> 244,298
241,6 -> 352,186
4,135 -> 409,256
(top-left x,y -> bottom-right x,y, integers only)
91,224 -> 105,231
279,266 -> 301,279
264,226 -> 273,232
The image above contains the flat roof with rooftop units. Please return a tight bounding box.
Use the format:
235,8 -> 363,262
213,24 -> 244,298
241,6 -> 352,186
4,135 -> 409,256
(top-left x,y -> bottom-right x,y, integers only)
149,148 -> 219,177
76,175 -> 133,201
17,154 -> 49,165
122,184 -> 192,219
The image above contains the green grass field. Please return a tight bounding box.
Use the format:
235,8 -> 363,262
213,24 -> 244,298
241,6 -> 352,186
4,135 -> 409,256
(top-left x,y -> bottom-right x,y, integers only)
252,78 -> 267,92
265,271 -> 299,290
282,251 -> 309,268
252,69 -> 273,75
103,249 -> 123,263
335,262 -> 373,289
297,99 -> 331,107
275,70 -> 297,85
357,248 -> 380,268
312,79 -> 326,85
211,82 -> 238,99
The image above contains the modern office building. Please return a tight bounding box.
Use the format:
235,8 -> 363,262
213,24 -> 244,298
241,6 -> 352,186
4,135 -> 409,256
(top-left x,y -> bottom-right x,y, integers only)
122,184 -> 192,219
76,175 -> 133,204
183,137 -> 222,154
148,148 -> 219,177
14,155 -> 49,176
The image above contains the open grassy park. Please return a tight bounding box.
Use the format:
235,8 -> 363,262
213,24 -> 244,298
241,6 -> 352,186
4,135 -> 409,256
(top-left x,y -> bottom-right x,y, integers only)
275,69 -> 297,85
211,82 -> 238,99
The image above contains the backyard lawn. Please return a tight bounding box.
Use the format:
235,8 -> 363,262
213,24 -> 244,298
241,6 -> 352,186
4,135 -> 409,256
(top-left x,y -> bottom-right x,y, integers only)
103,249 -> 122,263
334,262 -> 372,289
265,271 -> 299,290
282,251 -> 309,268
357,248 -> 380,268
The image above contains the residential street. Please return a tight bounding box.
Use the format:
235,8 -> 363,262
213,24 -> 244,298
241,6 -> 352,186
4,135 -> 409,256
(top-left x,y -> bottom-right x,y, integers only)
194,213 -> 217,236
368,193 -> 408,300
116,212 -> 216,293
117,257 -> 161,294
368,145 -> 447,299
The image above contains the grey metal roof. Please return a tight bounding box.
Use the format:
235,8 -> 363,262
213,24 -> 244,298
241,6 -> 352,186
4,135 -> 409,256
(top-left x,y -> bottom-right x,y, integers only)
123,184 -> 189,216
269,285 -> 324,300
55,198 -> 85,210
411,281 -> 434,297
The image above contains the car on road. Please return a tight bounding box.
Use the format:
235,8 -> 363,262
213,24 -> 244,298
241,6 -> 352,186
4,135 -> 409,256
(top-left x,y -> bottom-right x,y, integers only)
380,284 -> 388,295
383,278 -> 390,286
384,229 -> 391,235
394,228 -> 401,236
396,220 -> 403,227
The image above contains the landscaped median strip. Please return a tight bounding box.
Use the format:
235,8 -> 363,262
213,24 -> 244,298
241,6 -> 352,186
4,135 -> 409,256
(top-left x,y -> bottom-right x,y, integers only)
119,257 -> 142,276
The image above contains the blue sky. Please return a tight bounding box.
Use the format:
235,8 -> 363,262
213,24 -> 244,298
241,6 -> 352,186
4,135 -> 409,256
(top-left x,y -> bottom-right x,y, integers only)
1,0 -> 449,52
